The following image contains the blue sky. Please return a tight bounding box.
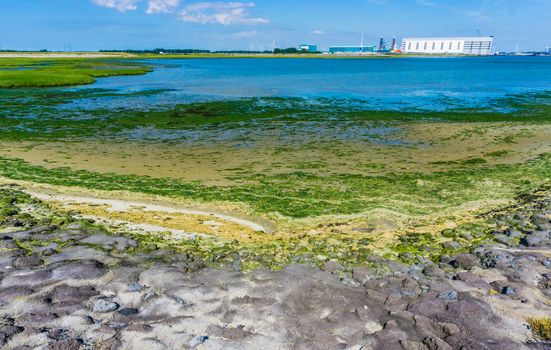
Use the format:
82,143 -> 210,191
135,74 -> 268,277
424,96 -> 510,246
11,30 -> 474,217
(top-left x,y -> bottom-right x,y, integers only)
0,0 -> 549,51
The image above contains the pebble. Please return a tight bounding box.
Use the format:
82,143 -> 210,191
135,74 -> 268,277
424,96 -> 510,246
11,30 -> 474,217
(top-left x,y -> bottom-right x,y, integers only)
93,299 -> 119,313
502,286 -> 516,296
117,308 -> 139,317
189,335 -> 209,348
364,321 -> 383,335
128,282 -> 145,293
438,290 -> 458,302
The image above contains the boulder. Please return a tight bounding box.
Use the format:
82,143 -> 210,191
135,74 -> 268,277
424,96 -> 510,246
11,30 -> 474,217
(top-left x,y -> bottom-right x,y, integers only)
450,254 -> 479,270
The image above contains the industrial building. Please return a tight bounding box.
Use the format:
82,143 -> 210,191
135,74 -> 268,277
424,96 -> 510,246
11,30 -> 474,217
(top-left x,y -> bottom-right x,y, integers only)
401,37 -> 494,55
328,46 -> 375,54
299,44 -> 318,52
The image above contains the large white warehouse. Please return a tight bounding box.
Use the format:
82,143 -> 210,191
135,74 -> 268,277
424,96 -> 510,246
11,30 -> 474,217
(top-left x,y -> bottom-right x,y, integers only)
401,37 -> 494,55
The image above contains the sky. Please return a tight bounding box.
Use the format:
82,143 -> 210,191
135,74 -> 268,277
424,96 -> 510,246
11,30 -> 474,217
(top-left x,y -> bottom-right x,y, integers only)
0,0 -> 549,52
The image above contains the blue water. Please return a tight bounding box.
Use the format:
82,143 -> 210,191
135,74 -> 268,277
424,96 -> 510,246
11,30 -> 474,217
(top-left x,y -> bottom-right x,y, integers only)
74,56 -> 551,111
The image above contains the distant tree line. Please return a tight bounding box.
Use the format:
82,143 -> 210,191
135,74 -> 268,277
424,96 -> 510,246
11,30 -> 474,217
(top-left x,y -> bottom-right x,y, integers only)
273,48 -> 319,54
99,48 -> 210,54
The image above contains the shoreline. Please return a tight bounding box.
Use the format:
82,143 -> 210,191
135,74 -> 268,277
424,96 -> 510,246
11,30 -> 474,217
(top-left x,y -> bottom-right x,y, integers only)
0,185 -> 550,349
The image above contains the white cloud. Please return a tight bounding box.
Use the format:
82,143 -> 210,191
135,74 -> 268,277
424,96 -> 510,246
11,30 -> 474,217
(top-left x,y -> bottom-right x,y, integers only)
92,0 -> 180,13
92,0 -> 141,12
311,30 -> 325,35
179,2 -> 270,25
146,0 -> 181,14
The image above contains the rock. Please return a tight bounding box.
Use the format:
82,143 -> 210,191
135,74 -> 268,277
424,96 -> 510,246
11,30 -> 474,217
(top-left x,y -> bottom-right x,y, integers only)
490,280 -> 510,294
117,308 -> 139,317
494,234 -> 517,247
50,285 -> 97,303
440,323 -> 461,336
438,290 -> 458,302
128,282 -> 145,292
450,254 -> 479,270
423,265 -> 444,278
189,335 -> 209,348
93,299 -> 119,313
221,325 -> 251,340
441,241 -> 460,250
460,232 -> 473,240
11,226 -> 56,237
532,214 -> 550,226
322,260 -> 344,274
364,321 -> 383,335
502,286 -> 516,296
79,235 -> 137,251
423,337 -> 452,350
400,340 -> 429,350
505,228 -> 522,238
520,236 -> 542,247
352,267 -> 373,284
0,322 -> 24,347
479,251 -> 510,269
47,338 -> 83,350
51,260 -> 106,280
12,254 -> 43,268
453,272 -> 490,290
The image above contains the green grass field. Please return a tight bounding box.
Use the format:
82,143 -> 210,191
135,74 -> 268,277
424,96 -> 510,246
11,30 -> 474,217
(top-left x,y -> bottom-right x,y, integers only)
0,57 -> 151,87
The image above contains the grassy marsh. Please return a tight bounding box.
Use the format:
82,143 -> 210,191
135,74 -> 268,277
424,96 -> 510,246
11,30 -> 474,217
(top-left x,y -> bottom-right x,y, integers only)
0,58 -> 150,88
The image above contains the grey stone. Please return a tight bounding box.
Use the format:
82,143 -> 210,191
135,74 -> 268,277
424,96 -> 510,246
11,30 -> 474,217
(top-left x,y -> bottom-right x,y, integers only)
322,260 -> 344,274
13,254 -> 43,268
532,214 -> 550,226
128,282 -> 145,292
93,299 -> 119,313
189,335 -> 209,348
352,267 -> 373,284
46,338 -> 83,350
440,323 -> 461,336
438,290 -> 458,302
423,336 -> 452,350
450,254 -> 479,270
493,234 -> 517,247
51,260 -> 106,280
520,236 -> 542,247
441,241 -> 460,250
505,228 -> 522,238
117,308 -> 139,317
400,340 -> 429,350
50,285 -> 97,303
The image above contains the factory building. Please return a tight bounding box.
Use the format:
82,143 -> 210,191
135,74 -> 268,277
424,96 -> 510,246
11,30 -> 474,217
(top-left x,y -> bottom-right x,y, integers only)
329,46 -> 375,54
401,37 -> 494,55
299,44 -> 318,52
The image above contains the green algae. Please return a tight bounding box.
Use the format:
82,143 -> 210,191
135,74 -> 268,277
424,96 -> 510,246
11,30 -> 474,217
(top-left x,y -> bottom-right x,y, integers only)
1,152 -> 551,220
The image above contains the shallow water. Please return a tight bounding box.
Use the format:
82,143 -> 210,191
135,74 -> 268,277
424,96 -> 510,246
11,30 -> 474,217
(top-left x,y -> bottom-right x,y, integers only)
71,56 -> 551,111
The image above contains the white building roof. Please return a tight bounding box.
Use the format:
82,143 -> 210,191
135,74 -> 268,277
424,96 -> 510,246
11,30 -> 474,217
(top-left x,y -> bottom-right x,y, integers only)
402,37 -> 493,41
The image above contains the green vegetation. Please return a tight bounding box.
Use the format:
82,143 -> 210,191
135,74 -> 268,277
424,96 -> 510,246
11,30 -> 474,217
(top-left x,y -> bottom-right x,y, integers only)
0,186 -> 505,271
0,89 -> 550,142
1,153 -> 550,219
0,58 -> 150,88
529,318 -> 551,341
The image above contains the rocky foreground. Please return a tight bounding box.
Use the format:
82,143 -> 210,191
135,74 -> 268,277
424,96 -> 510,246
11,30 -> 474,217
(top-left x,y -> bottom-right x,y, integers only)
0,185 -> 550,350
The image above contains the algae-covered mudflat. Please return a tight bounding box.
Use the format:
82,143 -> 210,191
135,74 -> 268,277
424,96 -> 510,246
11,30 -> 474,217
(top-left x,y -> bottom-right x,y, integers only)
1,56 -> 551,269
